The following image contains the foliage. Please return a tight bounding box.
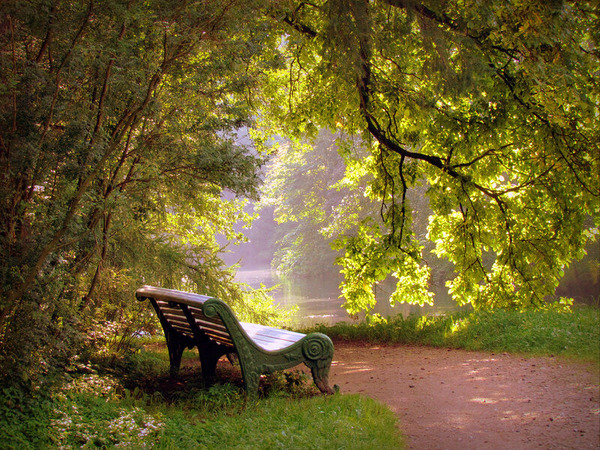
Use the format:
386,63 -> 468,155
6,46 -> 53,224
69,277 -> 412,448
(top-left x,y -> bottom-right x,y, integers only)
261,369 -> 318,397
309,306 -> 600,362
259,0 -> 600,312
0,386 -> 54,448
0,0 -> 285,386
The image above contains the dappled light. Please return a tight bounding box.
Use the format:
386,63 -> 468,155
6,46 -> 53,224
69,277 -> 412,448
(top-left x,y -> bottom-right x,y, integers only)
331,346 -> 383,376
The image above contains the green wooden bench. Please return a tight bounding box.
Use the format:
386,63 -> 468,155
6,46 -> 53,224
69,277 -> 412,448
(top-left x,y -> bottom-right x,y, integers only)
136,285 -> 335,397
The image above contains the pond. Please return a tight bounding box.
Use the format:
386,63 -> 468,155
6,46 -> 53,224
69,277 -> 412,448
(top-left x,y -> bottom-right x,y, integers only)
235,267 -> 466,326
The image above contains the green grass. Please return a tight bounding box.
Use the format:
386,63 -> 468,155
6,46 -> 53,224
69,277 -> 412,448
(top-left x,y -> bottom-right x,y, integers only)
308,306 -> 600,363
159,394 -> 400,449
0,349 -> 403,449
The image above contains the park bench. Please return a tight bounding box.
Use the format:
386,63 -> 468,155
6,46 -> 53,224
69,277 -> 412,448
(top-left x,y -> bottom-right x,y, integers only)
136,285 -> 335,397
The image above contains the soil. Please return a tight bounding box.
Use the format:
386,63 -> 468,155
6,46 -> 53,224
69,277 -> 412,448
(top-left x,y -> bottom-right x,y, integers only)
329,342 -> 600,449
172,342 -> 599,449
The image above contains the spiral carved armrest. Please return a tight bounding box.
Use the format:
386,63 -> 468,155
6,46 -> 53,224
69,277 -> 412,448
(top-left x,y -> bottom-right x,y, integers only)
302,333 -> 334,361
203,299 -> 250,352
302,333 -> 335,395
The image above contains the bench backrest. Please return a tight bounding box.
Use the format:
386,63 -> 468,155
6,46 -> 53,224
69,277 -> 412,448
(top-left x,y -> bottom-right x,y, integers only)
136,285 -> 234,348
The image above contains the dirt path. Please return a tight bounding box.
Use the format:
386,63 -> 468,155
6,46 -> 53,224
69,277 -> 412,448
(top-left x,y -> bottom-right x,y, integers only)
329,342 -> 599,449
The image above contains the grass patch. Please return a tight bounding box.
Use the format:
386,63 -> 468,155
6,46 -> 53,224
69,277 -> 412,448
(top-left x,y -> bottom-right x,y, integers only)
309,306 -> 600,363
159,394 -> 401,449
1,347 -> 403,449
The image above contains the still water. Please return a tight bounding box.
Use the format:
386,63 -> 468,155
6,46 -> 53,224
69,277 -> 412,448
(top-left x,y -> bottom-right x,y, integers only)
235,268 -> 464,326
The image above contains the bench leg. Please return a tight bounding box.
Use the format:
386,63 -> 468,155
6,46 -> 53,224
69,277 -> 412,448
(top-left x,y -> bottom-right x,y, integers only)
305,358 -> 335,395
165,335 -> 188,378
198,349 -> 222,388
242,367 -> 261,399
234,352 -> 260,399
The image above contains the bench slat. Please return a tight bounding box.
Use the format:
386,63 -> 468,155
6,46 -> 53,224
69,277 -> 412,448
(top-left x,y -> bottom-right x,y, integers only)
166,317 -> 233,347
159,307 -> 184,316
162,314 -> 191,327
195,321 -> 229,336
240,322 -> 305,341
190,311 -> 227,327
249,333 -> 301,346
160,311 -> 234,347
171,326 -> 194,338
141,286 -> 213,306
249,336 -> 293,352
202,327 -> 232,339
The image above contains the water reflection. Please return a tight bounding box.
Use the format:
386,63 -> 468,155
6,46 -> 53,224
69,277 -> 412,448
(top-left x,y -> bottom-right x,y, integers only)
236,268 -> 464,326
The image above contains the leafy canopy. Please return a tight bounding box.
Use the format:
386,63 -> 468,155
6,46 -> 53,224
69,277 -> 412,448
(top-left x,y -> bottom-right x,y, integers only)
259,0 -> 599,312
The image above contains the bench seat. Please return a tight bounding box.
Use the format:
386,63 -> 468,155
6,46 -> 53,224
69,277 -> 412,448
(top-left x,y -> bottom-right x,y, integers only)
239,322 -> 305,351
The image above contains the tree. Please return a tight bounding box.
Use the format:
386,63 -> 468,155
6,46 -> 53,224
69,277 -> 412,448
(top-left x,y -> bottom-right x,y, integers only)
258,0 -> 600,312
0,0 -> 283,384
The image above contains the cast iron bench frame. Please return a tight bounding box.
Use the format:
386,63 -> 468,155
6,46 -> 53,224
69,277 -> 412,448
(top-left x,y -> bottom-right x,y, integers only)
136,285 -> 335,397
